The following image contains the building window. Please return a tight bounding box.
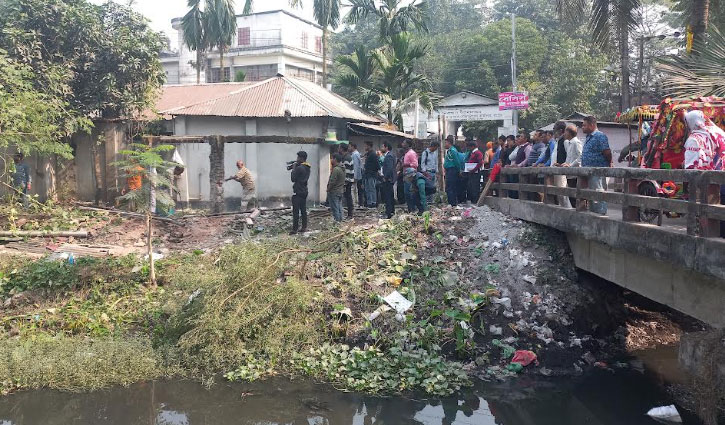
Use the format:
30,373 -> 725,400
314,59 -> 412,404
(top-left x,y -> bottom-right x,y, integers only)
210,67 -> 231,83
236,64 -> 277,81
301,31 -> 308,49
285,65 -> 314,82
315,36 -> 322,53
238,27 -> 250,46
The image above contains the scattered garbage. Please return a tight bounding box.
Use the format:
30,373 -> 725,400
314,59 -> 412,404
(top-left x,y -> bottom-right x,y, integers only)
441,271 -> 459,287
187,289 -> 202,305
522,275 -> 536,284
489,325 -> 503,336
582,352 -> 597,365
367,305 -> 392,321
492,297 -> 512,309
383,291 -> 412,314
144,252 -> 164,261
46,251 -> 71,262
646,405 -> 682,423
511,350 -> 538,367
505,362 -> 523,373
539,367 -> 552,376
492,339 -> 515,359
331,307 -> 352,321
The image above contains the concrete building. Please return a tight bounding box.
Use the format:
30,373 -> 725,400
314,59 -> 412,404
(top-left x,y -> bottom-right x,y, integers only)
401,91 -> 515,139
154,75 -> 382,208
162,10 -> 325,85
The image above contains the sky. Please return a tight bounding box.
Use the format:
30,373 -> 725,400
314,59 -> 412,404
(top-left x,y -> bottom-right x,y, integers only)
89,0 -> 316,38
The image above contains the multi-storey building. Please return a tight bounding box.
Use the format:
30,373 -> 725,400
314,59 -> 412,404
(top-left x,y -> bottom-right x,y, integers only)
163,9 -> 325,85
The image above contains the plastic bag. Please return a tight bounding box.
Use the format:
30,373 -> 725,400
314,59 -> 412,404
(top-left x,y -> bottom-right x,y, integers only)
511,350 -> 538,367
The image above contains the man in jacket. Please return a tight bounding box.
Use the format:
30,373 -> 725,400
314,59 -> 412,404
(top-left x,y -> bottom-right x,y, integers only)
464,139 -> 484,203
290,151 -> 311,234
443,135 -> 463,206
328,153 -> 346,222
363,141 -> 380,208
351,143 -> 364,207
380,142 -> 397,219
340,143 -> 355,219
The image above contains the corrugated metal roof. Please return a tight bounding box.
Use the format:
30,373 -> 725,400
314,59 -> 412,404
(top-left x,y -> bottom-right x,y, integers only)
163,75 -> 382,123
348,122 -> 416,139
145,83 -> 253,120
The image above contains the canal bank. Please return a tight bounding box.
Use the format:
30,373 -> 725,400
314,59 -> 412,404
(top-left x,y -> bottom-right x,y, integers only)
0,205 -> 719,422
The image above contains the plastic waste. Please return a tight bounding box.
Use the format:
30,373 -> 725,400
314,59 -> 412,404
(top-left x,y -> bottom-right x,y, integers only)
511,350 -> 538,367
492,339 -> 515,359
67,253 -> 75,265
646,405 -> 682,423
505,362 -> 523,373
489,325 -> 503,336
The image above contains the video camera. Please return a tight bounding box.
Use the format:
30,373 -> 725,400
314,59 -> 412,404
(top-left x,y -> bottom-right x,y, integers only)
286,160 -> 297,171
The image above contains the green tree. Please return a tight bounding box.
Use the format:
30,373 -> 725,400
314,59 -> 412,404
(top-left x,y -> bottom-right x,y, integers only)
335,45 -> 380,110
234,69 -> 246,82
0,51 -> 75,157
0,0 -> 165,122
182,0 -> 209,84
372,33 -> 435,126
204,0 -> 237,82
313,0 -> 341,87
556,0 -> 642,111
659,26 -> 725,97
346,0 -> 429,41
115,143 -> 178,286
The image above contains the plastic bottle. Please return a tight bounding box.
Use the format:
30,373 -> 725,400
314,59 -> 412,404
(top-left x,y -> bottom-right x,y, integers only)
68,253 -> 75,265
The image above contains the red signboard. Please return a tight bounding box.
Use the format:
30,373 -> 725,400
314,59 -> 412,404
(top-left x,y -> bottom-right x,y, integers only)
499,92 -> 530,111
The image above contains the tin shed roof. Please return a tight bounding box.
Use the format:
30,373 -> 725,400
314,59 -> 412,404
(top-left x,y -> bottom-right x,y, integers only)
160,75 -> 382,123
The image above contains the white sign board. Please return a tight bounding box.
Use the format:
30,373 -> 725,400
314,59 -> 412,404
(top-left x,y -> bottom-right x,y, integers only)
440,106 -> 513,122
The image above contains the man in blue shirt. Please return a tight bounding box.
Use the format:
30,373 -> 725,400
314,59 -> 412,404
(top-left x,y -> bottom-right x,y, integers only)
581,115 -> 612,215
491,135 -> 505,166
535,130 -> 557,167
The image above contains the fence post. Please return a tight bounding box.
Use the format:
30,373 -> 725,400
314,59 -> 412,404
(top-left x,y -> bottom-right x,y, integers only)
699,177 -> 721,238
622,177 -> 640,222
576,174 -> 588,212
543,174 -> 554,205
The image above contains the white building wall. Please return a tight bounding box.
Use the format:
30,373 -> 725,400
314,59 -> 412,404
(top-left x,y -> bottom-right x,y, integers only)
172,115 -> 328,204
168,11 -> 323,85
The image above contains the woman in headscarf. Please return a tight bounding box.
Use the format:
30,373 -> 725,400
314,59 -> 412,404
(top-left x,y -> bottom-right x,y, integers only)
684,110 -> 725,170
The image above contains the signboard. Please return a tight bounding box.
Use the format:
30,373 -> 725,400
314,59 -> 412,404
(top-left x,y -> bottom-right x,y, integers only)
499,92 -> 530,111
439,107 -> 512,122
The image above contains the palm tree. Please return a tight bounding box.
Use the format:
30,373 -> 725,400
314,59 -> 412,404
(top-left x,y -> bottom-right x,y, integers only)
335,45 -> 380,110
313,0 -> 341,87
204,0 -> 237,82
556,0 -> 641,111
372,33 -> 435,127
659,26 -> 725,98
181,0 -> 208,84
241,0 -> 303,15
346,0 -> 429,41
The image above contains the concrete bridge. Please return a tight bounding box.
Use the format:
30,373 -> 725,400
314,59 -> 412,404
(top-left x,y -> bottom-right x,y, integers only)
482,167 -> 725,327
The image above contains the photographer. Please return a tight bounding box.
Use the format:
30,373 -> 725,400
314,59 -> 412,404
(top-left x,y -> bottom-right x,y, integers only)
289,151 -> 310,235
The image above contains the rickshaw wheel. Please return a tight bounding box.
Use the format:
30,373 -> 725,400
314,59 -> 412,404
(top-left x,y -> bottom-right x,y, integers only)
638,181 -> 660,223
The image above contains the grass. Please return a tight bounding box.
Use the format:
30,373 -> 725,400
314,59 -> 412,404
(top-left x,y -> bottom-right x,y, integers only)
0,336 -> 164,394
0,217 -> 475,396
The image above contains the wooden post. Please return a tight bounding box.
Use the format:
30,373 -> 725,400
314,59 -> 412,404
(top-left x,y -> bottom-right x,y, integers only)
543,175 -> 554,204
622,178 -> 640,222
699,178 -> 721,238
576,175 -> 588,212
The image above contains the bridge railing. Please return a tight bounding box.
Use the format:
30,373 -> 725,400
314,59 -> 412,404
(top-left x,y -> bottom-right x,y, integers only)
492,167 -> 725,238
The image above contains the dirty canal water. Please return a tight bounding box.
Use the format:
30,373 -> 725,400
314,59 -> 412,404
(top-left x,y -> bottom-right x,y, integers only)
0,346 -> 700,425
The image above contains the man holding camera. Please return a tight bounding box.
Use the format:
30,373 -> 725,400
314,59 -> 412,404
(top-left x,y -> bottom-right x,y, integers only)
289,151 -> 311,235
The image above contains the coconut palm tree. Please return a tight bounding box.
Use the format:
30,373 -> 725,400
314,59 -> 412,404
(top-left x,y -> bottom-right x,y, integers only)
204,0 -> 237,82
556,0 -> 641,111
659,26 -> 725,98
181,0 -> 208,84
346,0 -> 429,41
372,33 -> 435,127
335,45 -> 380,110
313,0 -> 341,87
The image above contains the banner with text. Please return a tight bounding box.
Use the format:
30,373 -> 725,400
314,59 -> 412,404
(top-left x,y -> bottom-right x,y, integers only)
498,92 -> 530,111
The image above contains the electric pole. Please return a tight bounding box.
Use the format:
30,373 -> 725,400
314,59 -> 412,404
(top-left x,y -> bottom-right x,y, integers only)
511,13 -> 518,133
